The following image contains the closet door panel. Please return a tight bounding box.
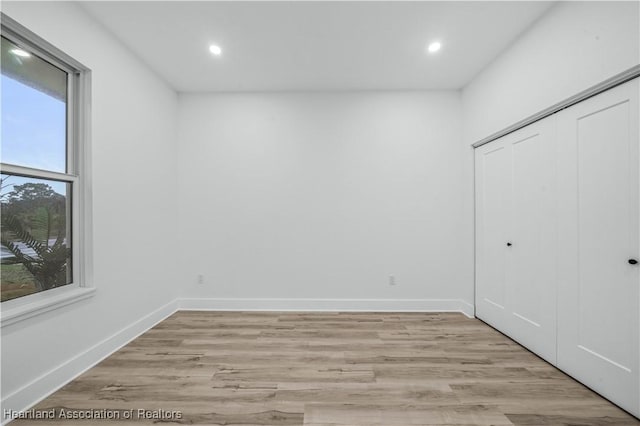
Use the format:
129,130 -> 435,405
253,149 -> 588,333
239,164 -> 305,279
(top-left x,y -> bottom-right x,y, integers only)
475,117 -> 556,360
557,79 -> 639,416
475,140 -> 510,328
507,118 -> 557,363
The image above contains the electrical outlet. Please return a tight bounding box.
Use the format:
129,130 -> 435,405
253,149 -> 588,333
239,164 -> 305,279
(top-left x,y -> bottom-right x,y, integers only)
197,274 -> 204,284
389,275 -> 396,286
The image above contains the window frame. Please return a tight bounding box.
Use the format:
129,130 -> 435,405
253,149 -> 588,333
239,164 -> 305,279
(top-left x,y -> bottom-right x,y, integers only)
0,13 -> 93,326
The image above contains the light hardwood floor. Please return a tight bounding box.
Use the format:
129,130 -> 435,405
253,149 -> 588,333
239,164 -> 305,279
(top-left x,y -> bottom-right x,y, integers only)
11,312 -> 640,425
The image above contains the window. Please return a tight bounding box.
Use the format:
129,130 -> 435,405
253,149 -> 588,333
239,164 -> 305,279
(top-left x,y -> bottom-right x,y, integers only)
1,15 -> 91,314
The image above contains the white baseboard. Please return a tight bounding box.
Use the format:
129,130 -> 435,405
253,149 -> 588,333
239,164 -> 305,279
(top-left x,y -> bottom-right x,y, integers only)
457,300 -> 475,318
179,297 -> 475,318
1,299 -> 179,425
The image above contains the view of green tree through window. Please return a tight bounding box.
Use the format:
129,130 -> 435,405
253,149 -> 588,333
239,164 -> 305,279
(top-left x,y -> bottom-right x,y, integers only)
1,35 -> 73,302
1,175 -> 71,301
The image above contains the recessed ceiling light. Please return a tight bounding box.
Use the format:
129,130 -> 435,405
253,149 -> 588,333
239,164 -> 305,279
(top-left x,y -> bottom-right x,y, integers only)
209,44 -> 222,56
10,48 -> 31,58
427,41 -> 442,54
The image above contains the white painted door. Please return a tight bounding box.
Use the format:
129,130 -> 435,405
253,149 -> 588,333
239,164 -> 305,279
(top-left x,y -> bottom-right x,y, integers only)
475,118 -> 557,364
505,118 -> 557,364
475,138 -> 510,329
557,79 -> 639,417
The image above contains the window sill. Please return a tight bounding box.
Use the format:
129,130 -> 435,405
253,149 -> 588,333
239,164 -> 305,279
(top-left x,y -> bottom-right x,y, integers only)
1,287 -> 96,328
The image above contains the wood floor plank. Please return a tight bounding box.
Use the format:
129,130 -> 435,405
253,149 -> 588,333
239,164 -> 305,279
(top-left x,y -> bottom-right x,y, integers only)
302,403 -> 513,425
8,312 -> 640,425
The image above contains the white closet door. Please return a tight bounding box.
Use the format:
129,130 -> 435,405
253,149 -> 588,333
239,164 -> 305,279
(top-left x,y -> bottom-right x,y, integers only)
506,118 -> 557,363
475,138 -> 510,329
557,79 -> 639,416
475,118 -> 557,364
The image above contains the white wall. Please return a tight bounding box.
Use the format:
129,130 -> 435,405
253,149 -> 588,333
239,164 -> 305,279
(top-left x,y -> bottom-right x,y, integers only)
458,2 -> 640,308
177,92 -> 472,310
463,1 -> 640,145
1,1 -> 179,414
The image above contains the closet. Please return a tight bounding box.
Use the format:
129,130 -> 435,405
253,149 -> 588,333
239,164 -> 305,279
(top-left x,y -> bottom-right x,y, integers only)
475,78 -> 639,416
475,117 -> 557,364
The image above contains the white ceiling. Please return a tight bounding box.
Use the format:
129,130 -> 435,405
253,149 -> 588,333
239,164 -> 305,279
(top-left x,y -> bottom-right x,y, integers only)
79,1 -> 554,92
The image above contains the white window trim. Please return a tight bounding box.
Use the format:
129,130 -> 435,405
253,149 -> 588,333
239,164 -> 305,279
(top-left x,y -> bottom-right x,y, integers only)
1,287 -> 96,327
0,13 -> 93,327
